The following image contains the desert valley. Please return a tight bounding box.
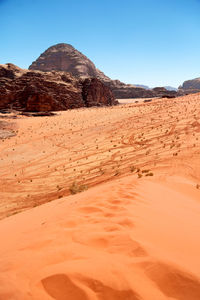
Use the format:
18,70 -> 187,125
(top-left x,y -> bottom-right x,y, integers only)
1,9 -> 200,296
0,82 -> 200,298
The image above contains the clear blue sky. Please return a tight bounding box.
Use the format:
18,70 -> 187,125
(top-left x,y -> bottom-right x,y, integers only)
1,0 -> 200,87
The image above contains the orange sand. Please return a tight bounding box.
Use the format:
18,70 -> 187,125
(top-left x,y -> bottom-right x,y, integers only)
0,94 -> 200,299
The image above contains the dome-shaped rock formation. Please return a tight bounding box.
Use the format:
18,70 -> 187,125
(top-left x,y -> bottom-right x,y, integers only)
29,43 -> 180,99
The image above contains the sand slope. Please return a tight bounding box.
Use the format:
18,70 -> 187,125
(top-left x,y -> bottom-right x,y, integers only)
1,94 -> 200,219
0,94 -> 200,299
0,173 -> 200,299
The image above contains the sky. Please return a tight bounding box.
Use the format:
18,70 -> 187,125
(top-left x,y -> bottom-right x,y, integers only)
1,0 -> 200,88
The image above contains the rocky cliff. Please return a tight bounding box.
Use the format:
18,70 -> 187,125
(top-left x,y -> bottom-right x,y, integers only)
29,43 -> 179,99
0,64 -> 117,112
179,77 -> 200,95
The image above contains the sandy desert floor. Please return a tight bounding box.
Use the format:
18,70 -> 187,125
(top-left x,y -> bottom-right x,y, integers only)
0,94 -> 200,299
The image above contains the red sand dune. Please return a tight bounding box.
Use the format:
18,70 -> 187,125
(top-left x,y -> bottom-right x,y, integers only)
0,174 -> 200,299
0,94 -> 200,299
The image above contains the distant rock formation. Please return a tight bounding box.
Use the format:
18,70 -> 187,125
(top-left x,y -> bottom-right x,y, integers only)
103,80 -> 156,98
133,84 -> 150,89
179,77 -> 200,94
0,64 -> 117,112
164,86 -> 178,92
29,43 -> 179,99
81,78 -> 115,107
152,87 -> 177,98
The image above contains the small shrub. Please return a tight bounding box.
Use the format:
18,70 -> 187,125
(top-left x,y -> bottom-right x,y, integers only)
69,182 -> 88,195
146,172 -> 154,176
142,169 -> 150,173
130,166 -> 135,173
114,170 -> 120,176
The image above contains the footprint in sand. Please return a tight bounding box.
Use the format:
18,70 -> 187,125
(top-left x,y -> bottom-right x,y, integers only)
107,199 -> 124,205
142,261 -> 200,300
117,218 -> 135,228
107,234 -> 147,257
42,274 -> 88,300
78,206 -> 103,214
42,273 -> 141,300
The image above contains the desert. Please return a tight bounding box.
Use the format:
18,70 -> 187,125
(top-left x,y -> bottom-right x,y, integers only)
0,93 -> 200,299
1,0 -> 200,298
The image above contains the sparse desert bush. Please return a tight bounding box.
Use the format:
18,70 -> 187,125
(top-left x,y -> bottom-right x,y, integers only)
69,182 -> 88,195
142,169 -> 150,173
57,185 -> 62,191
146,172 -> 154,176
146,150 -> 150,155
114,170 -> 120,176
130,166 -> 135,172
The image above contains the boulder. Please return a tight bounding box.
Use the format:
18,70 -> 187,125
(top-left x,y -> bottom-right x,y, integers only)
81,78 -> 117,107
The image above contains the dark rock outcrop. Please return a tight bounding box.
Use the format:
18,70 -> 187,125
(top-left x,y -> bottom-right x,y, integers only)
81,78 -> 115,107
110,84 -> 155,98
29,43 -> 180,99
0,64 -> 117,112
152,87 -> 178,98
178,78 -> 200,95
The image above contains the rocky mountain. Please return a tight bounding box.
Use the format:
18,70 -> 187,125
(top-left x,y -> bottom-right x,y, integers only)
133,84 -> 150,89
0,63 -> 117,112
179,77 -> 200,94
164,86 -> 178,92
29,43 -> 179,99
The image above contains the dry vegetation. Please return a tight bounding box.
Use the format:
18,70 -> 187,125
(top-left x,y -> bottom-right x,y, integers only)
0,94 -> 200,218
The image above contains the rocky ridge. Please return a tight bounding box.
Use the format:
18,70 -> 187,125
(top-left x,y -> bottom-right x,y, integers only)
179,77 -> 200,95
0,63 -> 117,112
29,43 -> 179,98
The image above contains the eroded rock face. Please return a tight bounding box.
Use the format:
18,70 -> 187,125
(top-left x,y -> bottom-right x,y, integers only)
152,87 -> 178,98
0,64 -> 117,111
109,85 -> 155,99
178,78 -> 200,95
29,43 -> 104,79
29,43 -> 180,99
81,78 -> 116,107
